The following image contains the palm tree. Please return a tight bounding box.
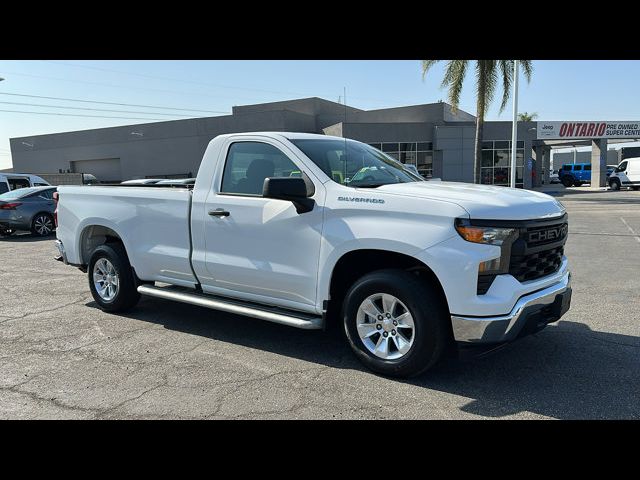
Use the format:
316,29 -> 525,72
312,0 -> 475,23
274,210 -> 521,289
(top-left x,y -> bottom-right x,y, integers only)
422,60 -> 533,183
518,112 -> 538,121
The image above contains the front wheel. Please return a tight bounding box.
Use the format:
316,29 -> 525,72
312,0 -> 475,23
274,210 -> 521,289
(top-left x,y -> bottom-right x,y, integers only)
342,269 -> 449,378
609,179 -> 621,191
88,243 -> 140,312
561,177 -> 574,188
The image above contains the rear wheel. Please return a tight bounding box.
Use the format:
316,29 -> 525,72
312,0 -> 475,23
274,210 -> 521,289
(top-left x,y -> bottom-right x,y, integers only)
561,176 -> 574,188
632,186 -> 640,191
342,269 -> 449,378
31,213 -> 54,236
88,243 -> 140,312
0,227 -> 14,237
609,178 -> 621,191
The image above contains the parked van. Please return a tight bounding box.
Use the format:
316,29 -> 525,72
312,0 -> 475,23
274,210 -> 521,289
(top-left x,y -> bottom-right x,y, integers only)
609,157 -> 640,191
0,174 -> 50,194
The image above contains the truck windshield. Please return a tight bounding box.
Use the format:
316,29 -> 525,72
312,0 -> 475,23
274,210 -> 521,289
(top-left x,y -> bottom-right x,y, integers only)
291,138 -> 423,187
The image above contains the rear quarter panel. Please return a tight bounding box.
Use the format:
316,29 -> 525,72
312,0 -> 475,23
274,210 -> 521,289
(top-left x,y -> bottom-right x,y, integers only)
57,186 -> 197,287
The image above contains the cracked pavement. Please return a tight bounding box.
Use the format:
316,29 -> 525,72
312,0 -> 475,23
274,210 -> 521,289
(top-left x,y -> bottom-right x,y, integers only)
0,189 -> 639,419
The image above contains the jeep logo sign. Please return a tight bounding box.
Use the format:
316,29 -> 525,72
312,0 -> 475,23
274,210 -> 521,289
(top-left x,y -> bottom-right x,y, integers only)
528,224 -> 568,244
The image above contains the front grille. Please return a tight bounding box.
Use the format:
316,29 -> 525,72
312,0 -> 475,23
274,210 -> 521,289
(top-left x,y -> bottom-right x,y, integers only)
509,245 -> 564,282
469,214 -> 568,293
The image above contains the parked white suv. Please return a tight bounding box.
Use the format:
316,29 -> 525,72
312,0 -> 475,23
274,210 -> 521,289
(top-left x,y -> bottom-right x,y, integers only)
54,132 -> 572,377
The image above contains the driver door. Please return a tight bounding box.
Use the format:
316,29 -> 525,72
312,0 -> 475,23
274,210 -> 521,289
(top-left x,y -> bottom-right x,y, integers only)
198,138 -> 325,313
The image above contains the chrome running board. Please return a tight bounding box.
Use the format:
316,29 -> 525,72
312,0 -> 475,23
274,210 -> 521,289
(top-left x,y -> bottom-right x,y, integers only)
137,284 -> 323,330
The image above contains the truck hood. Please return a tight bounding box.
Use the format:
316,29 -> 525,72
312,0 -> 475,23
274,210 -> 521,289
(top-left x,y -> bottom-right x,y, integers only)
370,181 -> 565,220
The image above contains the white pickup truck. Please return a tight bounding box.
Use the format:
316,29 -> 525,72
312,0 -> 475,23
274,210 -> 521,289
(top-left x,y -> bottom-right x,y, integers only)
55,132 -> 572,377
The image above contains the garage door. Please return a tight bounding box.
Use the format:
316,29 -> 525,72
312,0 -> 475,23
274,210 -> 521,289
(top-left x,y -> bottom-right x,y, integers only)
71,158 -> 121,182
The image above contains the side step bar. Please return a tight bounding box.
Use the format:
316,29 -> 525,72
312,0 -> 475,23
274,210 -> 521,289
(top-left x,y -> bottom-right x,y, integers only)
137,284 -> 323,330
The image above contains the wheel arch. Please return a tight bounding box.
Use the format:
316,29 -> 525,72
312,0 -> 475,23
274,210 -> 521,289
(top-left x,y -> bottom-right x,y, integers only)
31,210 -> 54,223
325,249 -> 450,323
78,223 -> 129,266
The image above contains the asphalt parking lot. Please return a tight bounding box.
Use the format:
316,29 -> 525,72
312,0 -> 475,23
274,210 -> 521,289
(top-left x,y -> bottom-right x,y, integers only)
1,188 -> 639,419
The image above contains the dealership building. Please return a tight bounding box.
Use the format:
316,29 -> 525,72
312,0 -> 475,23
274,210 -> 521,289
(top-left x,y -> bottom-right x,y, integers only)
10,97 -> 637,188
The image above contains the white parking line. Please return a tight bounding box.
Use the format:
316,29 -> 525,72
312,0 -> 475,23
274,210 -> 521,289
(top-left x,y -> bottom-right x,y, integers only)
620,217 -> 640,244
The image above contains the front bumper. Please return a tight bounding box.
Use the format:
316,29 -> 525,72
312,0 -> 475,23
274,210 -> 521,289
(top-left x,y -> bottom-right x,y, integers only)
451,270 -> 571,344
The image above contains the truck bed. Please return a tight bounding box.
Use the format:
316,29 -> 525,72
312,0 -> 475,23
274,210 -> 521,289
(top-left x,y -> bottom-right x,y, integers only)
56,185 -> 198,287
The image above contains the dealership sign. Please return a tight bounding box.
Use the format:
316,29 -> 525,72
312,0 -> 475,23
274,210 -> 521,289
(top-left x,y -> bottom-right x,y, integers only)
537,121 -> 640,140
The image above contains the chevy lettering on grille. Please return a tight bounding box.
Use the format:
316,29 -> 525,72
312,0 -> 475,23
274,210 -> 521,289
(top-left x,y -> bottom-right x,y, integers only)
527,224 -> 568,244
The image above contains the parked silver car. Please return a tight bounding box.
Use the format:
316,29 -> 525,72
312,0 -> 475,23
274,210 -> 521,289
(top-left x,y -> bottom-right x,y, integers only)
0,186 -> 57,237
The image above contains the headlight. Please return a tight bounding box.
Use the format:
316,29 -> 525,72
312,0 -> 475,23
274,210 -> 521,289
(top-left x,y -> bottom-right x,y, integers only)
455,221 -> 516,246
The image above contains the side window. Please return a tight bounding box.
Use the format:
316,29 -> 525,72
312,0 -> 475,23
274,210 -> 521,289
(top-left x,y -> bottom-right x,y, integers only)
8,178 -> 30,190
584,164 -> 592,171
573,165 -> 583,171
34,183 -> 49,187
618,161 -> 628,172
0,182 -> 8,194
39,189 -> 54,200
562,165 -> 572,172
220,142 -> 299,196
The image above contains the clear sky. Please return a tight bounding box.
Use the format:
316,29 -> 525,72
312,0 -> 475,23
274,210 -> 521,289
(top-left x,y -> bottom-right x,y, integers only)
2,60 -> 640,170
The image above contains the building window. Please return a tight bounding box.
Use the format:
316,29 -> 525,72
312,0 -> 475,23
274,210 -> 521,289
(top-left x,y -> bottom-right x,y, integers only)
375,141 -> 433,178
481,141 -> 524,187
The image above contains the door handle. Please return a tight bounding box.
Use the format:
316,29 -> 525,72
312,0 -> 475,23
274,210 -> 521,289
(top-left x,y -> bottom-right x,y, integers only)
208,208 -> 230,217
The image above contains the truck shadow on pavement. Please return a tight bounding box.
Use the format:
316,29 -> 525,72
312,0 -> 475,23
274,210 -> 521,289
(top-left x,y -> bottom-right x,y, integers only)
0,233 -> 56,243
91,297 -> 640,419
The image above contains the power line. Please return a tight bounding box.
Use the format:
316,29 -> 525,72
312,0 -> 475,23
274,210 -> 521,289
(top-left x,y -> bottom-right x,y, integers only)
0,70 -> 272,103
0,91 -> 228,114
0,109 -> 166,121
43,60 -> 304,96
0,100 -> 206,117
41,61 -> 414,106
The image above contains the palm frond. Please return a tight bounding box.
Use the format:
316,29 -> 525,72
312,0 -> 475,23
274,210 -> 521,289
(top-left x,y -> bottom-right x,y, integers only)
498,60 -> 513,113
421,60 -> 440,79
446,61 -> 468,111
520,60 -> 533,82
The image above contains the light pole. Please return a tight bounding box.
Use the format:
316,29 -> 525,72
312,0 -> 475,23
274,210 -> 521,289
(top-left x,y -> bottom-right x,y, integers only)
510,60 -> 519,188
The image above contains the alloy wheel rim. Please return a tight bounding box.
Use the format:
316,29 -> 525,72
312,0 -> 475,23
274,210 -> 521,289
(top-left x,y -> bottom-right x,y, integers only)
93,258 -> 119,302
35,215 -> 52,235
356,293 -> 415,360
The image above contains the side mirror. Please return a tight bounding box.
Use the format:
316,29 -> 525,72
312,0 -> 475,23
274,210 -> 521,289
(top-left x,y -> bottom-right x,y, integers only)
263,176 -> 315,214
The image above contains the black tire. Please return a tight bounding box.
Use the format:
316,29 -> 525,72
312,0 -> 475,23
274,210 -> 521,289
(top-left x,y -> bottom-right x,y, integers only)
632,186 -> 640,191
342,269 -> 449,378
88,243 -> 140,312
561,177 -> 574,188
609,179 -> 621,191
30,213 -> 55,236
574,182 -> 583,187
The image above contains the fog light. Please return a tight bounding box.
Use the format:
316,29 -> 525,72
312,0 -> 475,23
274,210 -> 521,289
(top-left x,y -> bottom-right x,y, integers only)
479,257 -> 502,273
